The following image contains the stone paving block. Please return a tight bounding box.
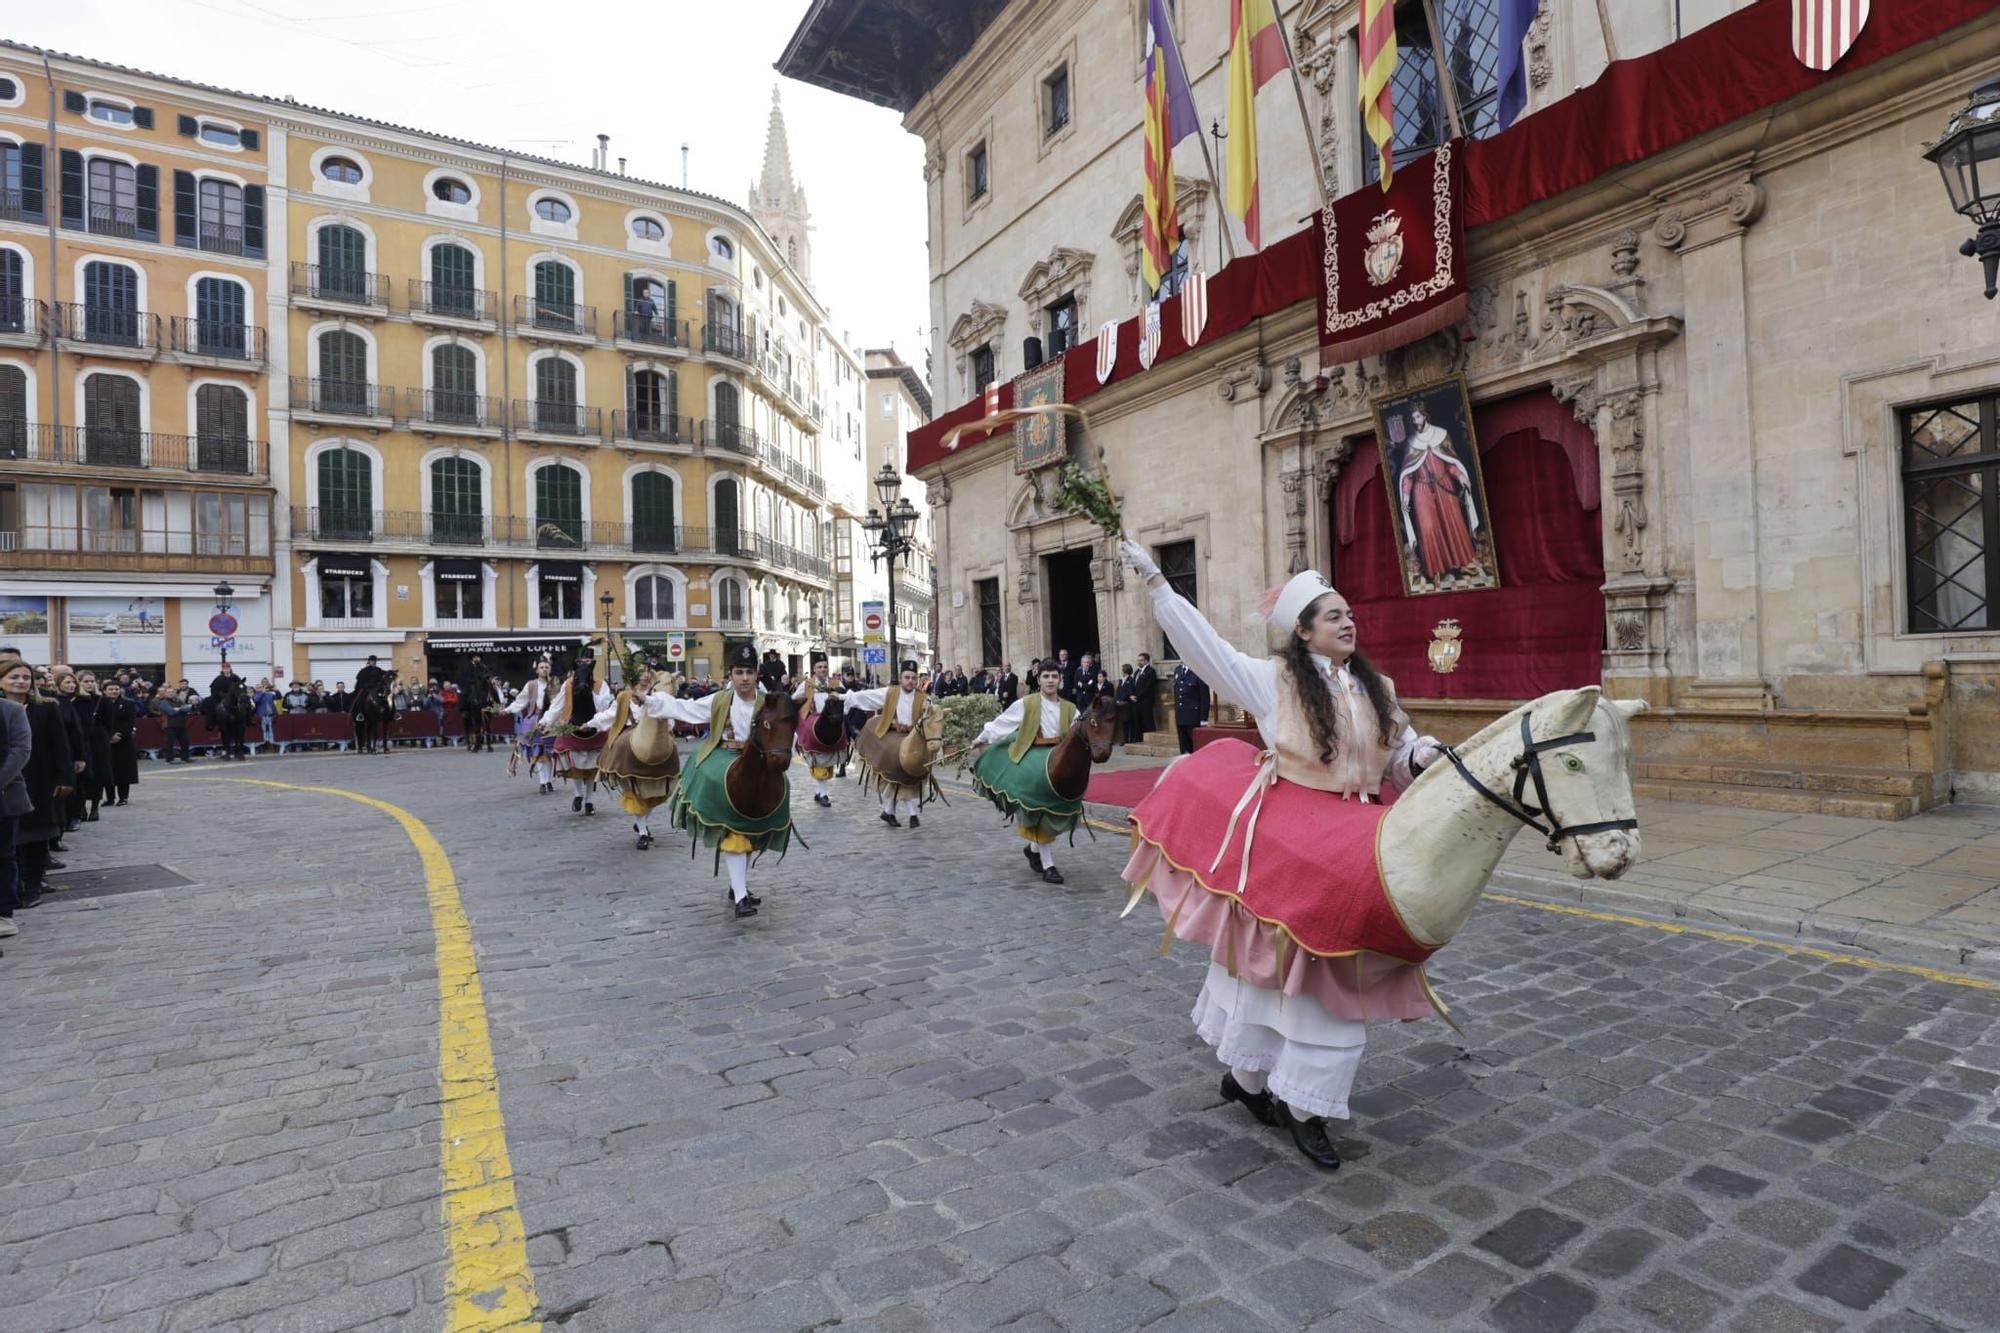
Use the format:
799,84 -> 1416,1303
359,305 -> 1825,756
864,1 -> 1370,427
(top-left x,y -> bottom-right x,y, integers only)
1793,1241 -> 1907,1311
1485,1272 -> 1599,1332
935,1254 -> 1081,1327
1053,1273 -> 1177,1333
1623,1270 -> 1733,1331
1472,1206 -> 1586,1270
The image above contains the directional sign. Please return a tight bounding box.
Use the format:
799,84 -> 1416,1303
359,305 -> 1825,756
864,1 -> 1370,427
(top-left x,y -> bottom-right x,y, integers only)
862,645 -> 888,666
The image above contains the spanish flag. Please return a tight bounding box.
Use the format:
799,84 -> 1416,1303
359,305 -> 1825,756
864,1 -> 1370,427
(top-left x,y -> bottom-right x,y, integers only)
1225,0 -> 1287,250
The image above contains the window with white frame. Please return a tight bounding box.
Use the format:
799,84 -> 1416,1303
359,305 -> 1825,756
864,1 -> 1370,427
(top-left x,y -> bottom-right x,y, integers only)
632,573 -> 676,624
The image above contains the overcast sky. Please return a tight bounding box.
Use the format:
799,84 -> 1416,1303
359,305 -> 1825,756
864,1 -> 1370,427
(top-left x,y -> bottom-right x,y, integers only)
15,0 -> 930,358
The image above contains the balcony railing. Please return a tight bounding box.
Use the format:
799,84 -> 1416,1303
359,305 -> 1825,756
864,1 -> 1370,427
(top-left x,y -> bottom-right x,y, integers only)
0,296 -> 44,341
611,411 -> 699,446
428,512 -> 490,546
197,223 -> 245,256
56,302 -> 160,351
512,399 -> 601,438
513,295 -> 598,339
613,310 -> 691,349
290,376 -> 389,419
703,417 -> 760,458
405,388 -> 503,431
703,324 -> 755,363
168,316 -> 266,362
0,188 -> 28,222
290,262 -> 391,308
408,281 -> 494,322
3,524 -> 269,561
88,203 -> 140,239
283,508 -> 833,574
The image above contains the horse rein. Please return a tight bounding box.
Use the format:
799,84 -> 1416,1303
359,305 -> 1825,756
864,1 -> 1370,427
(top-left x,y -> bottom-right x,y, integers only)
1440,710 -> 1639,855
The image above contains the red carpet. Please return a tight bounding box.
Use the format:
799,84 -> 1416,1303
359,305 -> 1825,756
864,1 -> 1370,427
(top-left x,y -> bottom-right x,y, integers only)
1084,765 -> 1170,810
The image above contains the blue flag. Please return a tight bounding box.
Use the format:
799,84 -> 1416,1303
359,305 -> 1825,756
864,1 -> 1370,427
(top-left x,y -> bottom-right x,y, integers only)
1495,0 -> 1540,131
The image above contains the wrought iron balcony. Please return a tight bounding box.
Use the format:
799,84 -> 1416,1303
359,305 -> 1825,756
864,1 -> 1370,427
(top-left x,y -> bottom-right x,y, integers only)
405,388 -> 503,431
408,281 -> 494,323
703,417 -> 761,458
703,324 -> 756,363
56,302 -> 160,352
428,511 -> 490,545
290,376 -> 389,419
87,202 -> 140,239
513,295 -> 598,339
0,188 -> 29,222
0,295 -> 45,342
168,316 -> 266,362
289,262 -> 391,309
196,222 -> 246,256
611,411 -> 699,446
512,399 -> 602,438
614,309 -> 690,349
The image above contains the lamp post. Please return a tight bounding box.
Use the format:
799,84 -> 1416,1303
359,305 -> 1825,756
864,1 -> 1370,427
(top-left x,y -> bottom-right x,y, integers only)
212,578 -> 235,670
1926,78 -> 2000,299
598,589 -> 618,685
861,463 -> 921,683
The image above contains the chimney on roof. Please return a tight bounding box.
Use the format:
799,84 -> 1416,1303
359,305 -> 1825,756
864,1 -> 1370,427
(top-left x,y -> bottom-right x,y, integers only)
595,133 -> 609,169
618,156 -> 626,175
681,143 -> 689,189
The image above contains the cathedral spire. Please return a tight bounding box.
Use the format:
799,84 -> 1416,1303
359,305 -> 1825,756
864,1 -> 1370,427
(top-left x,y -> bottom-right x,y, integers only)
751,84 -> 813,280
759,86 -> 797,209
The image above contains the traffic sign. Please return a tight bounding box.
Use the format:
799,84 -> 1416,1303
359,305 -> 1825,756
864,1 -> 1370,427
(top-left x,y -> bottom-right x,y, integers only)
666,633 -> 686,662
862,645 -> 888,666
208,611 -> 238,639
862,599 -> 885,644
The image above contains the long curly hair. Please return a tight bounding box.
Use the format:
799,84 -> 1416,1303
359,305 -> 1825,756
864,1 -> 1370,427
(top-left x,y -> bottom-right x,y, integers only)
1281,598 -> 1399,766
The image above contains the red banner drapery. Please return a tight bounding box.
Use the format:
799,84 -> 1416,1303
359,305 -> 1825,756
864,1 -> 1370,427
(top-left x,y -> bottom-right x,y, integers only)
1318,141 -> 1467,365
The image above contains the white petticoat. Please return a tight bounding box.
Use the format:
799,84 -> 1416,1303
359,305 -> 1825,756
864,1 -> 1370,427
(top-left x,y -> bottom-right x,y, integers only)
1190,962 -> 1368,1119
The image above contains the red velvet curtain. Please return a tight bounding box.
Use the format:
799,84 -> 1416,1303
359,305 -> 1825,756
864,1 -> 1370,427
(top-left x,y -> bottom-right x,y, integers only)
1337,394 -> 1604,699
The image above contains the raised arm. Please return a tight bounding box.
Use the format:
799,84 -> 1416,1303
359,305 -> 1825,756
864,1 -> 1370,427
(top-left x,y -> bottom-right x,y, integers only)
1118,540 -> 1277,719
640,691 -> 713,726
974,698 -> 1027,748
842,686 -> 890,712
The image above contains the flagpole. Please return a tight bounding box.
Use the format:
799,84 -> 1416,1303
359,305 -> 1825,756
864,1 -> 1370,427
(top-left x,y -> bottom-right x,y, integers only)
1418,0 -> 1467,140
1267,11 -> 1335,212
1158,15 -> 1237,270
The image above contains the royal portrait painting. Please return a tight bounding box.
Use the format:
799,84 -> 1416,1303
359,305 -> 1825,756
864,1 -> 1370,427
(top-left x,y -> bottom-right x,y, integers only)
1372,376 -> 1502,596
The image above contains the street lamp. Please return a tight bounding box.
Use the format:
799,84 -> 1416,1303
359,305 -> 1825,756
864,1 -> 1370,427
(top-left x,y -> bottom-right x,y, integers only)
213,578 -> 234,669
861,468 -> 920,682
1926,77 -> 2000,299
598,589 -> 618,685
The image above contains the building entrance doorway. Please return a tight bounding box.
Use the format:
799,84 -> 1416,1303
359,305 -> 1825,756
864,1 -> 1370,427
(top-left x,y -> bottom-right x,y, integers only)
1042,546 -> 1099,662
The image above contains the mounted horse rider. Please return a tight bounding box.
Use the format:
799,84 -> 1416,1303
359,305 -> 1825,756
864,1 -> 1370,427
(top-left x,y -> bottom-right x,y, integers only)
791,652 -> 847,808
969,658 -> 1117,885
580,666 -> 682,850
842,660 -> 944,830
204,662 -> 252,761
347,654 -> 397,755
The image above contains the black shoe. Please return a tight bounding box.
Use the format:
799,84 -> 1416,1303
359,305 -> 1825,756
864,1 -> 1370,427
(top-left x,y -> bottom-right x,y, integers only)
908,814 -> 920,829
584,802 -> 595,816
115,798 -> 126,807
636,833 -> 653,850
1281,1105 -> 1341,1169
1220,1073 -> 1282,1127
1024,845 -> 1044,874
880,811 -> 901,828
814,793 -> 832,808
572,795 -> 583,812
722,888 -> 763,908
64,821 -> 79,834
19,890 -> 42,910
733,898 -> 759,919
1042,865 -> 1065,885
45,858 -> 65,871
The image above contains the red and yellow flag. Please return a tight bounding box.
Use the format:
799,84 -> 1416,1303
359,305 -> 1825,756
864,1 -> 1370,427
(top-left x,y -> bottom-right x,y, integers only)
1141,15 -> 1181,293
1224,0 -> 1287,249
1359,0 -> 1398,189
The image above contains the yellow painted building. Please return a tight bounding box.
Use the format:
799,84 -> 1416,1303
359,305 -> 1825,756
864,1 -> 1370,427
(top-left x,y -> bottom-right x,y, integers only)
0,45 -> 276,682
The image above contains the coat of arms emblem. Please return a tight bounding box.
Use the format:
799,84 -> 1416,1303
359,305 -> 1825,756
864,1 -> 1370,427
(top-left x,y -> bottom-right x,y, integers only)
1137,301 -> 1162,370
1363,209 -> 1405,286
1426,618 -> 1463,674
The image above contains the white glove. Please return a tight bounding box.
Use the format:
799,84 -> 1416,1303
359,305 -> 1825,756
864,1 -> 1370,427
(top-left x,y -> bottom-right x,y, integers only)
1413,738 -> 1445,771
1119,539 -> 1159,581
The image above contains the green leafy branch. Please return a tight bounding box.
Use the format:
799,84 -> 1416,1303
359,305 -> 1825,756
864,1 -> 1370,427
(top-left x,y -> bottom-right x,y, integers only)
1051,462 -> 1123,539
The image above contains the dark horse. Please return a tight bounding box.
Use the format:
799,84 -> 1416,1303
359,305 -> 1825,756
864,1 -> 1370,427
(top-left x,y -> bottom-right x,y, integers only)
352,685 -> 398,755
203,689 -> 252,760
726,692 -> 800,821
1046,692 -> 1123,800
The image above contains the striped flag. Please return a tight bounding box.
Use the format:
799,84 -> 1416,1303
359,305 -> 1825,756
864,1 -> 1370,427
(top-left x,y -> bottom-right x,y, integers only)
1142,0 -> 1200,296
1179,269 -> 1209,348
1359,0 -> 1397,189
1225,0 -> 1287,249
1792,0 -> 1870,71
1094,320 -> 1119,385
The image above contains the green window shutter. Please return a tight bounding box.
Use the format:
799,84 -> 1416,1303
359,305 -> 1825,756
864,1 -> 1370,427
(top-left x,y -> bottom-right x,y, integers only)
17,143 -> 43,222
172,170 -> 197,248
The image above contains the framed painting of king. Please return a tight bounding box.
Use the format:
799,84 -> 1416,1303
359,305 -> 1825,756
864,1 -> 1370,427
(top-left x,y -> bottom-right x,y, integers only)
1371,375 -> 1502,596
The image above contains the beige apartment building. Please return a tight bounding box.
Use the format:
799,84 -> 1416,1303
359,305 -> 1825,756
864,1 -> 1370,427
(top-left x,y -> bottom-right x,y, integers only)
784,0 -> 2000,813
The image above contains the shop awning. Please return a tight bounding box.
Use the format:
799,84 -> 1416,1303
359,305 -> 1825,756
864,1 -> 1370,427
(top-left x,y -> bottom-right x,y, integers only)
537,561 -> 584,583
425,633 -> 592,654
316,553 -> 371,578
434,558 -> 483,582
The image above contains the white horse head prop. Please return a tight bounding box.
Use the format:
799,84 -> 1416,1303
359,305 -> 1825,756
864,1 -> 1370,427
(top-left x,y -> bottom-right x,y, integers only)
1381,686 -> 1647,949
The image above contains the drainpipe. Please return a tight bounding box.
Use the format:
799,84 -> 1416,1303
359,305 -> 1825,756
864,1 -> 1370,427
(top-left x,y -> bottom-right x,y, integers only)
498,155 -> 515,630
39,52 -> 63,662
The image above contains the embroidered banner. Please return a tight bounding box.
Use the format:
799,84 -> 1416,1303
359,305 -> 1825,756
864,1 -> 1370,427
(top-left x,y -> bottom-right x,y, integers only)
1318,140 -> 1467,367
1013,358 -> 1068,474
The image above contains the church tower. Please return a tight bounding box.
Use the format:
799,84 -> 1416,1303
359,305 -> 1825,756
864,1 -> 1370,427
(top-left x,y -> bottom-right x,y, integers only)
749,87 -> 812,281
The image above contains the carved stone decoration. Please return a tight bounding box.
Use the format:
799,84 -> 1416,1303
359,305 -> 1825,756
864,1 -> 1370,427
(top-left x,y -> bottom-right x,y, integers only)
1313,437 -> 1354,499
921,142 -> 946,184
947,300 -> 1009,394
1018,245 -> 1097,336
1612,611 -> 1647,651
1602,389 -> 1649,573
1384,329 -> 1466,390
1610,231 -> 1641,280
1281,467 -> 1310,574
1217,362 -> 1272,402
1527,3 -> 1554,89
925,476 -> 952,508
1111,183 -> 1211,307
1653,177 -> 1765,251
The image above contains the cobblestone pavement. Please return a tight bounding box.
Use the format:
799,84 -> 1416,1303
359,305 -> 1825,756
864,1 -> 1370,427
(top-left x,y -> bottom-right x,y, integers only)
3,747 -> 1999,1332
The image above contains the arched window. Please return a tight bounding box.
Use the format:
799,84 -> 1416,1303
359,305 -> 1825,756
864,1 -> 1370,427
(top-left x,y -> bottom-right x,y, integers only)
316,224 -> 368,301
82,373 -> 140,466
0,249 -> 23,335
633,574 -> 676,623
534,197 -> 571,223
531,260 -> 576,330
431,176 -> 471,204
624,275 -> 675,344
710,234 -> 734,261
192,277 -> 248,357
532,357 -> 577,432
317,329 -> 370,413
715,575 -> 745,624
431,343 -> 478,422
430,456 -> 483,543
631,472 -> 676,552
0,362 -> 25,457
786,589 -> 800,632
320,156 -> 363,184
194,384 -> 249,473
317,446 -> 373,539
534,463 -> 583,546
712,476 -> 741,554
628,368 -> 678,440
430,242 -> 477,317
82,260 -> 139,344
631,217 -> 664,241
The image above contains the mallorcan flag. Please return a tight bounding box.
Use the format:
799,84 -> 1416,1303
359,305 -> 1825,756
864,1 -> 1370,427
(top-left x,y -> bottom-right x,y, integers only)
1359,0 -> 1398,189
1141,0 -> 1200,295
1225,0 -> 1287,247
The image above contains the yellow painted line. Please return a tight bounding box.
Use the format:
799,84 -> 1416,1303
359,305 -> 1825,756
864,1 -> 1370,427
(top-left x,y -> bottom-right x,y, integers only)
163,776 -> 540,1330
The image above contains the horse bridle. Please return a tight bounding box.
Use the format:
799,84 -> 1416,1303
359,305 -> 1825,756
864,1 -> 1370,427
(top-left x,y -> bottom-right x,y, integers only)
1440,710 -> 1638,854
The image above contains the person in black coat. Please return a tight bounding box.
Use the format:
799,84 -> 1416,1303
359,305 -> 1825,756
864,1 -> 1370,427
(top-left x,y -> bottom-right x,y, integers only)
74,673 -> 117,820
995,666 -> 1020,707
50,668 -> 89,838
1,661 -> 73,904
98,683 -> 140,804
1128,653 -> 1159,745
456,654 -> 495,753
1173,662 -> 1211,755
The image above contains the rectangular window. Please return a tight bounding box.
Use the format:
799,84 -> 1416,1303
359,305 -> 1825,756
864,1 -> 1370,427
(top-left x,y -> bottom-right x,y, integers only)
1363,0 -> 1505,186
321,574 -> 372,621
976,577 -> 1003,667
1043,64 -> 1070,138
538,575 -> 582,622
86,158 -> 137,237
970,343 -> 996,393
1045,294 -> 1078,358
1157,540 -> 1197,659
438,577 -> 482,620
197,178 -> 244,254
966,141 -> 988,204
1902,396 -> 2000,633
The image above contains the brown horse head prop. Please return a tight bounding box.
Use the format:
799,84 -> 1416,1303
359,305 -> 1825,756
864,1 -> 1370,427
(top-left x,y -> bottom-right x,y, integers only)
725,690 -> 799,820
1047,692 -> 1122,801
811,702 -> 846,751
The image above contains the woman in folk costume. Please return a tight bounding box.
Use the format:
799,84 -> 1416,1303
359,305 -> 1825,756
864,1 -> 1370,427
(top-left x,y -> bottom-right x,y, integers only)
842,661 -> 937,829
792,652 -> 846,808
580,668 -> 682,850
547,652 -> 615,816
503,657 -> 559,793
650,643 -> 799,919
969,659 -> 1081,885
1117,541 -> 1447,1170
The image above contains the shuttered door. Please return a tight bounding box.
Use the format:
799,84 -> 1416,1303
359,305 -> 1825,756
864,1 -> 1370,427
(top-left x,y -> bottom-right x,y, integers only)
533,262 -> 575,330
0,362 -> 25,459
0,248 -> 22,334
533,357 -> 576,432
432,344 -> 478,423
632,471 -> 676,553
534,464 -> 582,546
317,224 -> 367,301
431,243 -> 476,316
317,447 -> 372,539
713,477 -> 740,555
430,456 -> 483,544
194,384 -> 249,473
319,330 -> 369,413
194,276 -> 246,356
83,373 -> 142,466
83,260 -> 138,344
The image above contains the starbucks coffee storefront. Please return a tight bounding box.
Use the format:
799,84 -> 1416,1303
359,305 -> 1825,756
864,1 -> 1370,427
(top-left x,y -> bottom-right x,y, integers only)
423,632 -> 597,687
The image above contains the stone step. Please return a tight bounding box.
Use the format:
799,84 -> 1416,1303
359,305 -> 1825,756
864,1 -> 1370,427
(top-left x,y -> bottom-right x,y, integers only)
1633,760 -> 1932,798
1631,779 -> 1919,820
1123,743 -> 1180,758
